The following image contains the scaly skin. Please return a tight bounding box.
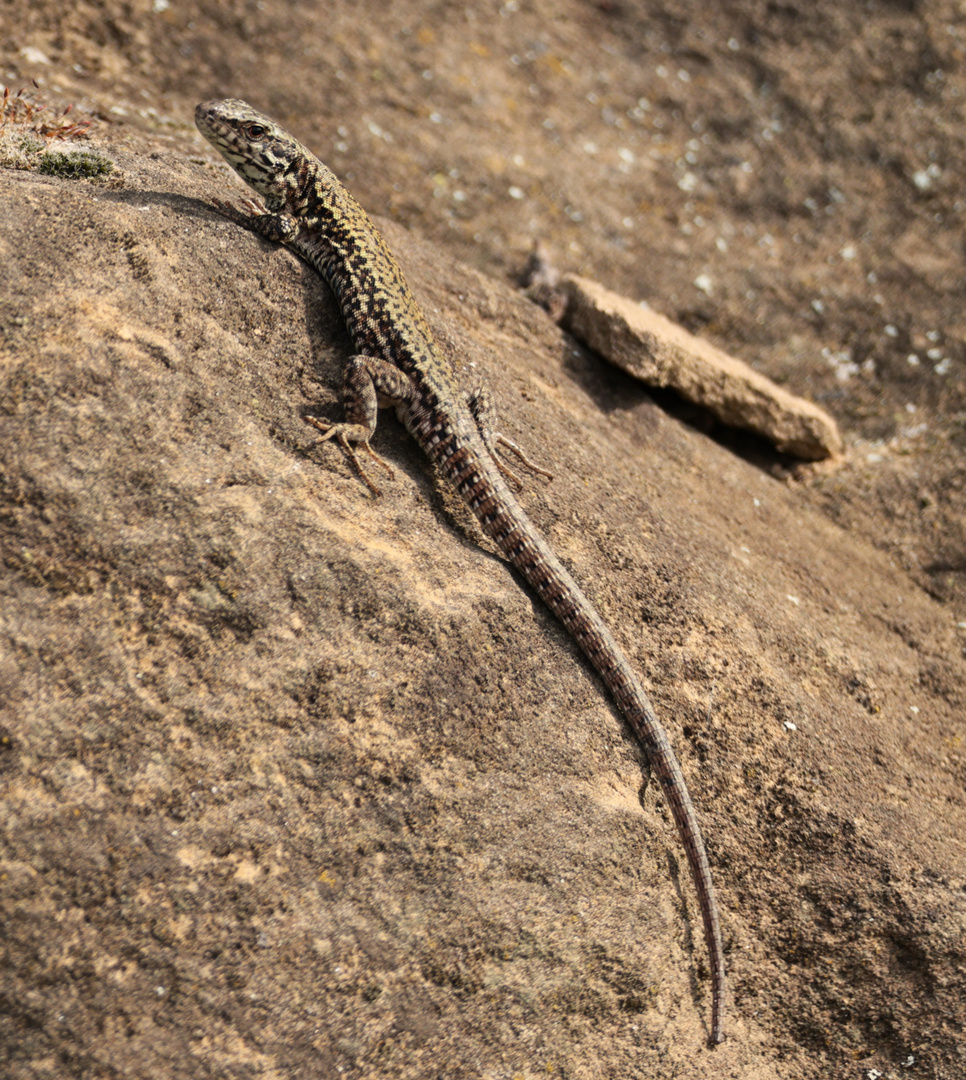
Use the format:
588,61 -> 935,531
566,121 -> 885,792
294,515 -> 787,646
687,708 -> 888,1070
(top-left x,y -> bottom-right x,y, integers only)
195,97 -> 727,1044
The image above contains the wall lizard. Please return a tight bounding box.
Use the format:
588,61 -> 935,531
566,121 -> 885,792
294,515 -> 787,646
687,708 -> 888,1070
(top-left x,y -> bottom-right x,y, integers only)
194,97 -> 727,1044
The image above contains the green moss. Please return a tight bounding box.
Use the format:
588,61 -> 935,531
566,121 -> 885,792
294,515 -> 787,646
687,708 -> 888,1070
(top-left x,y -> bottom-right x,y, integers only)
37,148 -> 113,178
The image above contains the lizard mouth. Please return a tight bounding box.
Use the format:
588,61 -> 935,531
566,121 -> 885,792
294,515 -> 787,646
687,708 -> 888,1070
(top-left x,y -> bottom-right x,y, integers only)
194,99 -> 244,155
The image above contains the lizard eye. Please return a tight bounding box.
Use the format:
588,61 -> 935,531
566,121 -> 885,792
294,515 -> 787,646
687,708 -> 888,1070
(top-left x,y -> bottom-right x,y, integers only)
245,123 -> 268,138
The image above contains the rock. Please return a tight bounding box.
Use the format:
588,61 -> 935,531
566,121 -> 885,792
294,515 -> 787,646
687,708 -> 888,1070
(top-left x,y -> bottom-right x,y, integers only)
2,103 -> 963,1080
560,274 -> 842,460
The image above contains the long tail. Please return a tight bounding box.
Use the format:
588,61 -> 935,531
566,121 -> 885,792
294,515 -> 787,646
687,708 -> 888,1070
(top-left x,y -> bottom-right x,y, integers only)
454,445 -> 726,1042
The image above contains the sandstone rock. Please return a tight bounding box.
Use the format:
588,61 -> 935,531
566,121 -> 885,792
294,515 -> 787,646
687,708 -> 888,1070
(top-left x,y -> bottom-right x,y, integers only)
561,274 -> 842,460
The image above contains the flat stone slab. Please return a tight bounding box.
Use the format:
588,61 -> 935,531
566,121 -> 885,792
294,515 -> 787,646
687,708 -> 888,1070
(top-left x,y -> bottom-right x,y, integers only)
561,274 -> 842,460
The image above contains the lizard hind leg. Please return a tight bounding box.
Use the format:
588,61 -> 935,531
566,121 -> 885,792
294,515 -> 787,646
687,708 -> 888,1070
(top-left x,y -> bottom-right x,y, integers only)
303,416 -> 393,495
304,354 -> 418,495
466,387 -> 554,490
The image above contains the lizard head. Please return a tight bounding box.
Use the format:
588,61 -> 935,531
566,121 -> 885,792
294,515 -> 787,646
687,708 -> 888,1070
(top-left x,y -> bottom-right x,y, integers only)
195,98 -> 308,205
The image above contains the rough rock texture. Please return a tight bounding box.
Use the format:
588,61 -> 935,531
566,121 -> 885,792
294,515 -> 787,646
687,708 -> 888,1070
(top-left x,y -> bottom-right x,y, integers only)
561,274 -> 842,459
1,2 -> 965,1079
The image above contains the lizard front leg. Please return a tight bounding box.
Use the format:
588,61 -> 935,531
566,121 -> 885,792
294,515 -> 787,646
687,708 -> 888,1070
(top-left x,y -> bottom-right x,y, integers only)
305,355 -> 418,495
209,196 -> 300,244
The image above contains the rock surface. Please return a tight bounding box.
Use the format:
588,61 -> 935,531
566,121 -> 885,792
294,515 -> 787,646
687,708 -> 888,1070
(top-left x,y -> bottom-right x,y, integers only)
0,2 -> 965,1079
561,274 -> 842,460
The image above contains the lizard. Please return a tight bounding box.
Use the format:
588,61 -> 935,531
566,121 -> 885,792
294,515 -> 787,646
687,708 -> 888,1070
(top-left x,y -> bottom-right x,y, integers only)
194,97 -> 727,1045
